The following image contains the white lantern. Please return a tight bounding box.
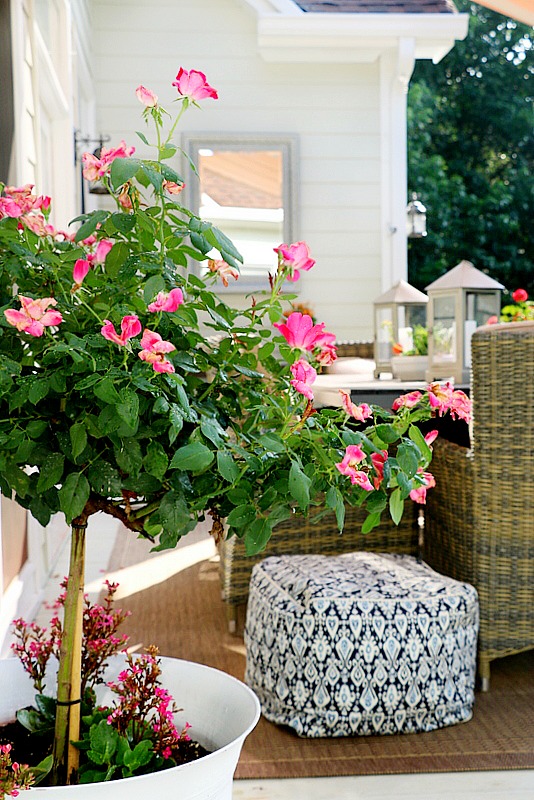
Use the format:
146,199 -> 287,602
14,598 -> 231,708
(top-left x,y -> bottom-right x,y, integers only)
426,260 -> 503,384
373,280 -> 428,378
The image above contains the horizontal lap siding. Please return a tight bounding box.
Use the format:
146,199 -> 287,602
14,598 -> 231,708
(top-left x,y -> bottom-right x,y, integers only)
91,0 -> 382,341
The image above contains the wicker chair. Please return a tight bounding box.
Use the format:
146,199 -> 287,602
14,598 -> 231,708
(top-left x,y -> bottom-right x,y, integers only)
423,321 -> 534,690
218,501 -> 420,632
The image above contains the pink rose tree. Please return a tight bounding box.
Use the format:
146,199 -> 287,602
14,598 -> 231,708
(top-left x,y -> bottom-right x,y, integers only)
0,67 -> 470,789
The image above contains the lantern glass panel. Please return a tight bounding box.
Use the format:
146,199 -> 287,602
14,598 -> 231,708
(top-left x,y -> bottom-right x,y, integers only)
466,292 -> 497,327
433,295 -> 456,361
376,307 -> 393,363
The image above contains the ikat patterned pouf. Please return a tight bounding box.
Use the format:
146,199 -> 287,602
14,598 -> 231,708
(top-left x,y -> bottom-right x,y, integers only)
244,552 -> 479,738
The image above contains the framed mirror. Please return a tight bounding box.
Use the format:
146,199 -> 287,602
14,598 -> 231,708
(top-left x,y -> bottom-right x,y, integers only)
181,133 -> 299,291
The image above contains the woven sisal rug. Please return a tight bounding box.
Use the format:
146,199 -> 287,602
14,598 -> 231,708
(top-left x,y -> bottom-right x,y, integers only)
104,526 -> 534,778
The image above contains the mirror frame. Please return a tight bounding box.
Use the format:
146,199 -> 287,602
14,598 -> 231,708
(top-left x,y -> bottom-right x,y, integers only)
181,132 -> 299,292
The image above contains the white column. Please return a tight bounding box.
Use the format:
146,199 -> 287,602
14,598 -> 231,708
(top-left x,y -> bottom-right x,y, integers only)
379,37 -> 415,292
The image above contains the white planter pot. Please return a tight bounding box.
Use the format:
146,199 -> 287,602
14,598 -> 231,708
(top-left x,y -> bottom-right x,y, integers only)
0,656 -> 260,800
390,355 -> 429,382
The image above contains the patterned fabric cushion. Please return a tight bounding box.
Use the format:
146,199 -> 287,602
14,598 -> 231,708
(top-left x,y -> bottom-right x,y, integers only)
244,552 -> 479,737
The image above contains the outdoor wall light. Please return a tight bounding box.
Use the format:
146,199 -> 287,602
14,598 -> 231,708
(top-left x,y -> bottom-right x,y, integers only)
406,193 -> 427,239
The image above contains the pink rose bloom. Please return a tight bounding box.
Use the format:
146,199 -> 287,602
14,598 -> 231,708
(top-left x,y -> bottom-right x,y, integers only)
486,315 -> 499,325
339,390 -> 373,422
409,470 -> 436,504
208,259 -> 239,287
289,358 -> 317,401
163,180 -> 185,195
81,152 -> 102,182
73,258 -> 90,286
172,68 -> 218,101
136,85 -> 158,107
370,450 -> 388,490
94,239 -> 113,263
101,315 -> 142,346
82,140 -> 135,180
336,445 -> 373,491
138,328 -> 176,373
274,312 -> 331,352
4,296 -> 63,337
512,288 -> 528,303
392,390 -> 423,411
449,389 -> 472,424
148,288 -> 184,313
118,186 -> 133,209
424,429 -> 439,447
0,197 -> 23,218
21,214 -> 49,236
274,241 -> 315,282
316,344 -> 337,366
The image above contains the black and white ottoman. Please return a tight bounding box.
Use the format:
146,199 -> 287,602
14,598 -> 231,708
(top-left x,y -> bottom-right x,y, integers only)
244,552 -> 479,738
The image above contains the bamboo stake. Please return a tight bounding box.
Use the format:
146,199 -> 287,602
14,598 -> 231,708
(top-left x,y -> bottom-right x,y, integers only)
51,516 -> 87,785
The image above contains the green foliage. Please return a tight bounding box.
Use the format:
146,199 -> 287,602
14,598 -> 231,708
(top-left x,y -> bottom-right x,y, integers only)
0,74 -> 452,562
408,1 -> 533,293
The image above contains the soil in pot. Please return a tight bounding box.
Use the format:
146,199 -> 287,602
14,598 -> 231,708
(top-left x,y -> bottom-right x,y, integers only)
0,717 -> 210,781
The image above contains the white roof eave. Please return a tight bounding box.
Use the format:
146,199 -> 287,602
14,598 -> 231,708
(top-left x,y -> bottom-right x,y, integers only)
256,12 -> 470,64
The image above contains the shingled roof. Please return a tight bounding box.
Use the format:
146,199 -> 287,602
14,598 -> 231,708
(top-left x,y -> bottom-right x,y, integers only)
295,0 -> 458,12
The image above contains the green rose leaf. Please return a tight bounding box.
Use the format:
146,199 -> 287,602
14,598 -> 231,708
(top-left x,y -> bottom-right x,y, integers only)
109,157 -> 143,191
87,461 -> 123,497
200,417 -> 226,447
396,442 -> 420,479
170,442 -> 214,472
70,422 -> 88,461
361,511 -> 382,534
326,486 -> 345,531
288,461 -> 311,511
217,451 -> 240,483
116,389 -> 140,429
375,424 -> 400,444
94,378 -> 121,405
389,487 -> 404,526
58,472 -> 90,523
29,379 -> 50,406
143,441 -> 169,481
37,453 -> 65,493
244,518 -> 272,556
226,504 -> 256,529
74,210 -> 109,242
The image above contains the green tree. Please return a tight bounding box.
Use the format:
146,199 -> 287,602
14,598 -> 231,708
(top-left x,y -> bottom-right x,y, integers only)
407,1 -> 533,297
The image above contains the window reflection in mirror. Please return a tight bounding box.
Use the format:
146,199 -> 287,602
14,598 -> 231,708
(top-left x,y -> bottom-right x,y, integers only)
182,135 -> 298,291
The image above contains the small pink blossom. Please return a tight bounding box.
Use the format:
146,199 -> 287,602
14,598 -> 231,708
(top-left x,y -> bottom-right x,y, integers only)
82,140 -> 136,181
392,390 -> 423,411
274,241 -> 315,282
138,329 -> 176,373
4,296 -> 63,337
93,239 -> 113,263
163,180 -> 185,195
427,382 -> 471,423
73,259 -> 90,286
289,358 -> 317,401
339,390 -> 373,423
370,450 -> 388,490
172,68 -> 218,101
101,315 -> 142,346
208,259 -> 239,287
316,344 -> 337,366
0,196 -> 23,218
148,287 -> 184,313
336,445 -> 373,490
424,429 -> 439,447
486,315 -> 499,325
409,470 -> 436,504
274,312 -> 331,352
136,85 -> 158,107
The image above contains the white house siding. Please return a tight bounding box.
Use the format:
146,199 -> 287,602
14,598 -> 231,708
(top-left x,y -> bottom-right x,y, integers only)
0,0 -> 94,657
90,0 -> 384,342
